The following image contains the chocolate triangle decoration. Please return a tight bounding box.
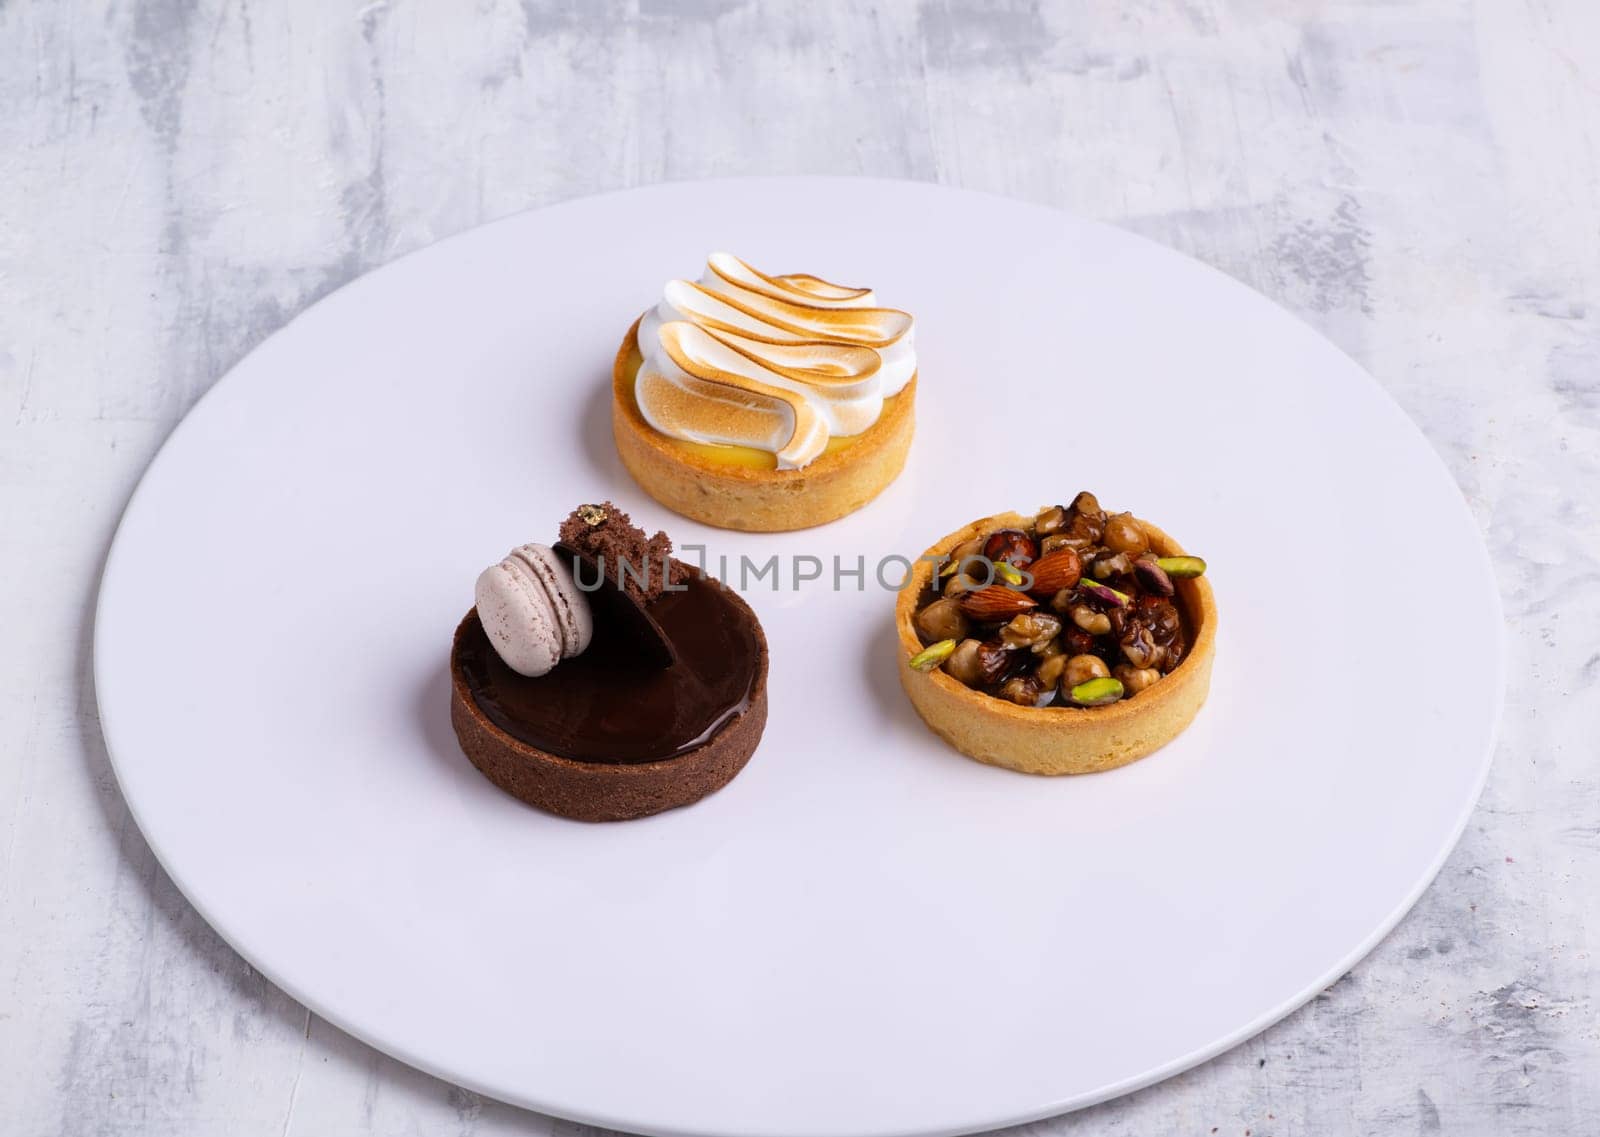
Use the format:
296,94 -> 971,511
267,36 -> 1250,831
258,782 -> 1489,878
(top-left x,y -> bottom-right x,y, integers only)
554,542 -> 677,669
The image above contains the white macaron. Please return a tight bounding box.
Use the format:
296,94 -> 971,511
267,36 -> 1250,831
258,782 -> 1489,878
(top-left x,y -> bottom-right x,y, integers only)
474,543 -> 594,677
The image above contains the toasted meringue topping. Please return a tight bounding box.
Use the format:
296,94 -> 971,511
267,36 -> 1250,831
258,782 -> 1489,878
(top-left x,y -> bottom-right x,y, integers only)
633,254 -> 916,469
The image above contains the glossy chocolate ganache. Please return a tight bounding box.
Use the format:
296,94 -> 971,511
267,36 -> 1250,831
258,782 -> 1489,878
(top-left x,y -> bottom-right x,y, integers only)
454,506 -> 763,765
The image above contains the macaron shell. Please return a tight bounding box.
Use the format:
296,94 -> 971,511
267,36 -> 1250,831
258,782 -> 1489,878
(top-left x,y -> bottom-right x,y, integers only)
474,561 -> 563,677
515,544 -> 594,659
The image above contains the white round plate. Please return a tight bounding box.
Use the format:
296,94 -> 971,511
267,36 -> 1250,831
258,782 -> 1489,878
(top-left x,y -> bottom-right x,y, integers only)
96,178 -> 1503,1137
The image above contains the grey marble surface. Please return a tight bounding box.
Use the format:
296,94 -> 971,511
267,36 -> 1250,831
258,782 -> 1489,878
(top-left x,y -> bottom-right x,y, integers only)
2,1 -> 1597,1134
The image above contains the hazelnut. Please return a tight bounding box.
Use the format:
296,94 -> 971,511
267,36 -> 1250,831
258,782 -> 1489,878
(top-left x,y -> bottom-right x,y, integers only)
942,639 -> 988,687
943,571 -> 984,598
939,537 -> 985,579
983,529 -> 1037,569
1104,513 -> 1150,556
915,597 -> 970,644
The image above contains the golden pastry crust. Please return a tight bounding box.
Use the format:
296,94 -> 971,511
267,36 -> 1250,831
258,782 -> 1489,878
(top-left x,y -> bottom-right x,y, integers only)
611,319 -> 915,532
895,511 -> 1217,775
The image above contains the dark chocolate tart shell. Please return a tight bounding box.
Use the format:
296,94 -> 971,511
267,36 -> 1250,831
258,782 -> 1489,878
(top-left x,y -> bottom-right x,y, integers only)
448,594 -> 769,823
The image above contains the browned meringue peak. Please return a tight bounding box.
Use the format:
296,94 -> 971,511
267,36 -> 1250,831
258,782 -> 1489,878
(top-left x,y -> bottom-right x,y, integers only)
652,322 -> 828,468
696,324 -> 881,393
634,254 -> 917,469
774,272 -> 874,301
664,279 -> 913,348
707,253 -> 874,305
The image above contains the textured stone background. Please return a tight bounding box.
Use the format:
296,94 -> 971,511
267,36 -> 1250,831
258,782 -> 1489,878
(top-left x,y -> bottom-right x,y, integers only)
2,1 -> 1597,1134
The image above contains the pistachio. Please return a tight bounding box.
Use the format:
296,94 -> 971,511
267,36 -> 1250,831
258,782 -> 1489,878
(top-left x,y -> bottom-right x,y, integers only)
1000,612 -> 1062,650
1067,676 -> 1125,707
908,639 -> 957,672
1077,579 -> 1131,608
914,597 -> 970,644
1133,557 -> 1175,597
1070,604 -> 1113,635
1114,664 -> 1161,694
1035,653 -> 1068,690
993,560 -> 1027,587
1155,555 -> 1207,579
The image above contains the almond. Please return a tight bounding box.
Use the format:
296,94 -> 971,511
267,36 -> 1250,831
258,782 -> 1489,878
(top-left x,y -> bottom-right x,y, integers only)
958,585 -> 1038,621
1027,547 -> 1082,597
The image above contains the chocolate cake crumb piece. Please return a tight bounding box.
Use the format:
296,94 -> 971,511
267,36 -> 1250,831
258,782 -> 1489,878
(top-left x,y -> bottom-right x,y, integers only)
647,530 -> 694,589
558,501 -> 679,604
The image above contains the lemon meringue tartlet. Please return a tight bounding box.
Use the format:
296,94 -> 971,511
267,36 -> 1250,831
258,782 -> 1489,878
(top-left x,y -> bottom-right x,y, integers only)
612,253 -> 917,532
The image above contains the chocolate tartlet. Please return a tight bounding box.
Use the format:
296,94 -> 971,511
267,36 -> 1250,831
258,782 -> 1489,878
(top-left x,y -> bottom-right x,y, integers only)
450,504 -> 769,821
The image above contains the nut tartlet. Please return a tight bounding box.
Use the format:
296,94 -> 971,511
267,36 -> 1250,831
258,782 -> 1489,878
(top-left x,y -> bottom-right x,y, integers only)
612,253 -> 916,532
896,493 -> 1215,775
451,503 -> 769,821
